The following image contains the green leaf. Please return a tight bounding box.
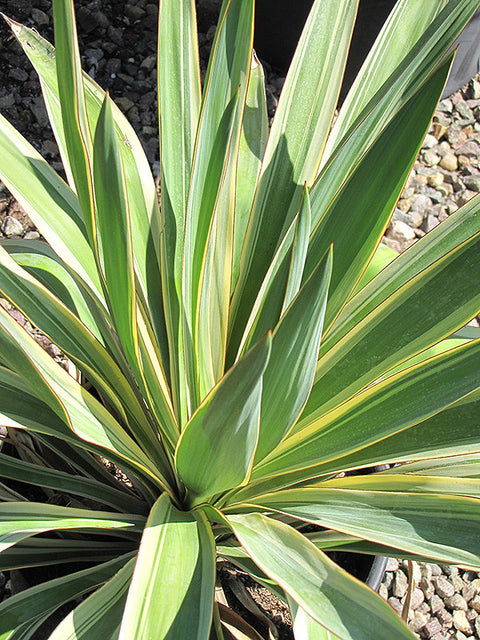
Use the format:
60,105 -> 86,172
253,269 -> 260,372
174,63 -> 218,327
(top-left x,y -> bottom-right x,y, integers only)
0,538 -> 133,571
197,95 -> 240,401
253,337 -> 480,484
304,56 -> 452,330
158,0 -> 201,424
328,0 -> 449,154
0,453 -> 145,515
228,0 -> 358,362
48,557 -> 136,640
247,482 -> 480,569
183,0 -> 254,417
310,388 -> 480,477
0,306 -> 170,490
289,597 -> 342,640
8,16 -> 167,358
1,238 -> 105,344
321,193 -> 480,357
390,454 -> 480,477
0,553 -> 134,640
175,334 -> 271,507
0,502 -> 144,552
118,494 -> 215,640
301,228 -> 480,429
308,0 -> 480,258
254,247 -> 332,463
351,243 -> 397,295
0,247 -> 172,472
232,52 -> 268,291
52,0 -> 96,248
281,185 -> 312,315
227,513 -> 415,640
93,94 -> 137,368
0,113 -> 101,297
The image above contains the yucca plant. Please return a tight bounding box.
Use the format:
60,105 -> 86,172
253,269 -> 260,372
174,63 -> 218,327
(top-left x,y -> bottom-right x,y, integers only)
1,0 -> 480,637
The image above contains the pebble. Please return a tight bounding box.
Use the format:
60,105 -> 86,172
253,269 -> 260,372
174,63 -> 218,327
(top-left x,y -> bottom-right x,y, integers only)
445,594 -> 468,612
435,577 -> 456,599
1,216 -> 24,237
452,610 -> 472,635
461,174 -> 480,191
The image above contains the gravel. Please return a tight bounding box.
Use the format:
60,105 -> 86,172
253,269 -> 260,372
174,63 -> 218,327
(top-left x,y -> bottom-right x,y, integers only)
1,0 -> 480,635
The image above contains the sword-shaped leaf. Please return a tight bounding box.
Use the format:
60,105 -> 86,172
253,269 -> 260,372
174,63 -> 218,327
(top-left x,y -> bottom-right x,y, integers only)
8,17 -> 167,354
300,229 -> 480,428
304,56 -> 451,330
0,245 -> 169,466
0,113 -> 100,297
93,94 -> 138,367
228,0 -> 358,361
227,513 -> 415,640
175,334 -> 271,507
52,0 -> 96,248
0,538 -> 132,571
0,553 -> 134,640
48,557 -> 136,640
118,494 -> 215,640
254,246 -> 332,463
248,338 -> 480,490
0,305 -> 170,489
182,0 -> 254,418
0,453 -> 145,515
328,0 -> 449,155
247,482 -> 480,569
232,52 -> 268,291
0,503 -> 144,552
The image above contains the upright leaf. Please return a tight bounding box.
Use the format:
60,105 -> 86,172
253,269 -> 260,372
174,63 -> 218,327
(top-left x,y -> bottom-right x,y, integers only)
233,52 -> 268,290
228,0 -> 358,362
326,0 -> 449,156
182,0 -> 254,419
118,494 -> 215,640
254,247 -> 332,463
93,94 -> 138,370
52,0 -> 96,247
175,334 -> 271,507
158,0 -> 201,422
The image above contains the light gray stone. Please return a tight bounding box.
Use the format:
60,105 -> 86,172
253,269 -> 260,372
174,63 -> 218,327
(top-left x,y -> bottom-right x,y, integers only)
411,588 -> 425,610
423,150 -> 441,166
475,616 -> 480,636
436,608 -> 453,628
388,220 -> 416,244
393,570 -> 409,598
470,595 -> 480,612
408,613 -> 428,634
2,216 -> 24,237
423,618 -> 443,638
435,576 -> 455,599
455,140 -> 480,157
431,594 -> 445,614
411,194 -> 433,213
445,594 -> 468,611
388,597 -> 403,616
423,133 -> 439,148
